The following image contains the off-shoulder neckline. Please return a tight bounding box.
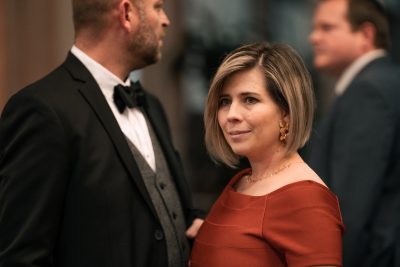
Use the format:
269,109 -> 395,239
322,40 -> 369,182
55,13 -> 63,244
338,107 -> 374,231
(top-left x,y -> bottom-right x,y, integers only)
228,168 -> 337,199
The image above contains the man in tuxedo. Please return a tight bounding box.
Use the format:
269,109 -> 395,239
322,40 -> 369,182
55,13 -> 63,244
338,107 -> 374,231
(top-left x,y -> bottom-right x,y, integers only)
0,0 -> 203,266
308,0 -> 400,266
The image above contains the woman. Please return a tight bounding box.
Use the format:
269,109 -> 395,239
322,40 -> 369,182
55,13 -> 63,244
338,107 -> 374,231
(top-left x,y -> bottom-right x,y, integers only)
190,43 -> 344,267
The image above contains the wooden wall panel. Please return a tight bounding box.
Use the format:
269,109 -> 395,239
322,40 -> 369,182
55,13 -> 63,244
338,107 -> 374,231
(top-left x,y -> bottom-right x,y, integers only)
0,0 -> 7,111
0,0 -> 73,112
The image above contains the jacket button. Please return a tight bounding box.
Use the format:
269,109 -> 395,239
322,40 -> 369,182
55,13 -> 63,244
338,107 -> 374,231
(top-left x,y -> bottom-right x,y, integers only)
159,182 -> 166,190
154,229 -> 164,240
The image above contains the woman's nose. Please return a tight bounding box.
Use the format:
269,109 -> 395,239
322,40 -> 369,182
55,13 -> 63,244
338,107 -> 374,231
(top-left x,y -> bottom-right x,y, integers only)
226,102 -> 242,122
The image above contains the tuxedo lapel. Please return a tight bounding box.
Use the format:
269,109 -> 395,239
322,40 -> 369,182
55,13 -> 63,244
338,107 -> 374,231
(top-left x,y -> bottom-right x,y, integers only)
142,94 -> 192,206
62,53 -> 157,217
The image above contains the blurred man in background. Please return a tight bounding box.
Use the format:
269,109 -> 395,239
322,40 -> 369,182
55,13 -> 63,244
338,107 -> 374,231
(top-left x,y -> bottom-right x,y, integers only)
309,0 -> 400,266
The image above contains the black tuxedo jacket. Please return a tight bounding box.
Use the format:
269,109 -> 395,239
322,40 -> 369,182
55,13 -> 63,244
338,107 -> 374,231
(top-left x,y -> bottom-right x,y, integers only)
0,53 -> 197,267
309,56 -> 400,267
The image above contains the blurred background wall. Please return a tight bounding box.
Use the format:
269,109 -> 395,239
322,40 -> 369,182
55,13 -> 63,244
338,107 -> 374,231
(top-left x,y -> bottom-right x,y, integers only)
1,0 -> 399,211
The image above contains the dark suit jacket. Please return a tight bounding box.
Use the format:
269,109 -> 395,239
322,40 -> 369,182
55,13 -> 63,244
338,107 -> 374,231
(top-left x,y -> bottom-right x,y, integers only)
0,53 -> 198,267
309,56 -> 400,267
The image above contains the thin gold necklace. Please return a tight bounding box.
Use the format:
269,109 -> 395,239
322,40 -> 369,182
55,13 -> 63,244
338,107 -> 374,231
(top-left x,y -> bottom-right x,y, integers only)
247,162 -> 304,183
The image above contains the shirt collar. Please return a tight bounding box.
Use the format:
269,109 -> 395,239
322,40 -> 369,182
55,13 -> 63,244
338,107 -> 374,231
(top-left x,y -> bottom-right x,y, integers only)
70,45 -> 130,99
335,49 -> 386,96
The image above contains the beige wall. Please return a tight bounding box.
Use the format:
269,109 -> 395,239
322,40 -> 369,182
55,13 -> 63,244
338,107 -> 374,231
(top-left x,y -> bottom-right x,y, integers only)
0,1 -> 7,110
0,0 -> 74,112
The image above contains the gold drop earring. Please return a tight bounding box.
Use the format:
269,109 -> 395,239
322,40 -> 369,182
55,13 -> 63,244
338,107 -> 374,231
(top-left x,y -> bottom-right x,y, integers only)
279,121 -> 289,143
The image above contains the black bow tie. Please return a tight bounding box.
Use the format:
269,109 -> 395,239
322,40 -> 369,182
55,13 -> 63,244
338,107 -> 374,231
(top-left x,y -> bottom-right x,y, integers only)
113,81 -> 145,113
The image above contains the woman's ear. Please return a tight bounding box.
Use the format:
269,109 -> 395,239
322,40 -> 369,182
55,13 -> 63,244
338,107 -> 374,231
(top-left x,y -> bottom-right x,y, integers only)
281,110 -> 290,124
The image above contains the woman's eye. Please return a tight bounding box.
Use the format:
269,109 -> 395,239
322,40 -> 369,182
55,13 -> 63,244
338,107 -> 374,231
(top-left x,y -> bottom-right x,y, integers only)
219,98 -> 230,107
244,97 -> 258,104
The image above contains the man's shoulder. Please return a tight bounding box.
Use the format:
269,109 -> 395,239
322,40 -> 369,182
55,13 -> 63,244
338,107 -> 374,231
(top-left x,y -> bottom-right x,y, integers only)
14,57 -> 85,103
349,57 -> 400,94
3,63 -> 88,121
340,57 -> 400,114
358,56 -> 400,80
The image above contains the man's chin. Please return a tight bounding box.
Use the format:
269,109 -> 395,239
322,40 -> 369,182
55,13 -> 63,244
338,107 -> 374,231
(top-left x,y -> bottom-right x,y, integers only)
140,50 -> 162,67
314,63 -> 342,78
150,53 -> 162,65
313,59 -> 330,71
155,51 -> 162,61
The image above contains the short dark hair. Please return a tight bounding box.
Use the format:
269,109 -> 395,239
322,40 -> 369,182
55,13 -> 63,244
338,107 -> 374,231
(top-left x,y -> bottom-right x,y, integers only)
348,0 -> 390,49
72,0 -> 120,34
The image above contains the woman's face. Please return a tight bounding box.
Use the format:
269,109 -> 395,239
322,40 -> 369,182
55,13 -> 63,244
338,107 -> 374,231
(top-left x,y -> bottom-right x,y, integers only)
217,67 -> 287,161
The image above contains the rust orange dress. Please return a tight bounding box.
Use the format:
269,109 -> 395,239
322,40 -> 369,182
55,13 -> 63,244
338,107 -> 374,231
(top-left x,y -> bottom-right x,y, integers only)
190,169 -> 344,267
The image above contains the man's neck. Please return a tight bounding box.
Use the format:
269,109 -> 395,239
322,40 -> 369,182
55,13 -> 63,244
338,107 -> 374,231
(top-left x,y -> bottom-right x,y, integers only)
74,37 -> 131,81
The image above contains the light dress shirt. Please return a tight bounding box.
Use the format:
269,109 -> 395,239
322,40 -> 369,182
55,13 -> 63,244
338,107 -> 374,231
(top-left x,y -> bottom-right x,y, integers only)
71,45 -> 156,171
335,49 -> 386,96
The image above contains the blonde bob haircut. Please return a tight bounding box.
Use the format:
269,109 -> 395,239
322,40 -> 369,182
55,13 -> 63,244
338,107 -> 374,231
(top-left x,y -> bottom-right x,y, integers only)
204,42 -> 315,168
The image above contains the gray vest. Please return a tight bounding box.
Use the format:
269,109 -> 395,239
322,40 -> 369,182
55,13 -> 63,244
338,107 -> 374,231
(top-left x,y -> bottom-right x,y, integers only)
125,115 -> 189,267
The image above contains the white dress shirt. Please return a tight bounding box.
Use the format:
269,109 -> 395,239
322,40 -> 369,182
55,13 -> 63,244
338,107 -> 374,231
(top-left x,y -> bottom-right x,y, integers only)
71,45 -> 156,171
335,49 -> 386,96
